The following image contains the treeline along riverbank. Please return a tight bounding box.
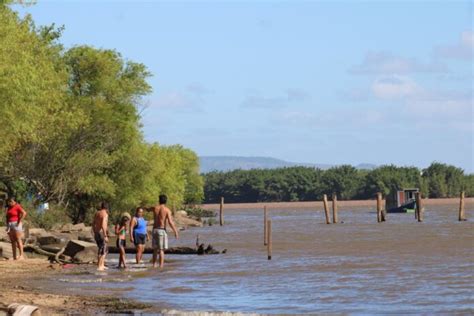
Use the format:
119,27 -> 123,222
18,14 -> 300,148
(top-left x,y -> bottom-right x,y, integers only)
203,163 -> 473,203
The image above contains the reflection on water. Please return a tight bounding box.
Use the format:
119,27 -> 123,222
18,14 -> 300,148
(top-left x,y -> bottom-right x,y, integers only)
65,205 -> 474,314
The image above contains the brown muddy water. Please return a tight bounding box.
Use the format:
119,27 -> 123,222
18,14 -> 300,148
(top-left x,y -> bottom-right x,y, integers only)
57,204 -> 473,314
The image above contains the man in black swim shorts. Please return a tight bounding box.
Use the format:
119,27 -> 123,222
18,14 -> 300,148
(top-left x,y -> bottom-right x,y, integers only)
92,202 -> 109,271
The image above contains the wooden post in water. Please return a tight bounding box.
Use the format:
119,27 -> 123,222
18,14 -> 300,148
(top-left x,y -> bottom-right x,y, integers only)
332,193 -> 338,224
415,192 -> 423,222
381,199 -> 386,222
267,220 -> 272,260
264,206 -> 268,245
458,191 -> 466,221
323,194 -> 331,224
219,197 -> 224,226
376,192 -> 382,223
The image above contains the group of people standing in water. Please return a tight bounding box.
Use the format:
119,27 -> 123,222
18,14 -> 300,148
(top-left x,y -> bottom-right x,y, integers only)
93,194 -> 179,271
3,195 -> 179,270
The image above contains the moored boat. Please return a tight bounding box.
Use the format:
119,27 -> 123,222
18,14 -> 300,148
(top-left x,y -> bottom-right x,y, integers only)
386,188 -> 418,213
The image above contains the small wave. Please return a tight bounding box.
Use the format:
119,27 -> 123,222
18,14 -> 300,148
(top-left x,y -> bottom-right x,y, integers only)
161,310 -> 261,316
166,286 -> 195,293
58,278 -> 103,284
58,277 -> 130,283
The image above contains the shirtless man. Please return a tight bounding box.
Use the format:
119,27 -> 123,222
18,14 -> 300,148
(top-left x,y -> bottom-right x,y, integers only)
92,202 -> 109,271
151,195 -> 178,268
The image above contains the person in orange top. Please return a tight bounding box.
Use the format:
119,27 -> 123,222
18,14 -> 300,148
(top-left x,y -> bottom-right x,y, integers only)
5,197 -> 27,260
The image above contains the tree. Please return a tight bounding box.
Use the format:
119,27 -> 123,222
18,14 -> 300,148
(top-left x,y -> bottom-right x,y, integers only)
0,6 -> 68,194
363,165 -> 422,199
464,174 -> 474,197
0,4 -> 204,224
423,162 -> 465,198
321,165 -> 363,200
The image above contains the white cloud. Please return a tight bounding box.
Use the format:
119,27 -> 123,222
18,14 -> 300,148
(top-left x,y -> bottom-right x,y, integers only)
286,88 -> 310,102
241,89 -> 310,108
272,105 -> 388,129
364,110 -> 385,123
241,95 -> 286,108
404,96 -> 472,120
275,110 -> 318,125
186,83 -> 212,96
340,88 -> 370,102
350,51 -> 448,74
435,30 -> 474,61
462,31 -> 474,47
151,83 -> 211,111
371,75 -> 420,100
152,91 -> 193,109
366,74 -> 472,132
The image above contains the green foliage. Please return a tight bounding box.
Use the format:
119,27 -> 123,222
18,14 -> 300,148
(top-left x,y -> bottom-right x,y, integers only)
26,204 -> 71,230
0,5 -> 203,224
204,166 -> 324,203
363,165 -> 422,198
422,162 -> 465,198
203,163 -> 471,203
321,165 -> 364,200
0,6 -> 66,157
464,174 -> 474,197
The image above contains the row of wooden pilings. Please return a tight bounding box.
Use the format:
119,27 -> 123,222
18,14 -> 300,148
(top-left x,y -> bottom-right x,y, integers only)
218,192 -> 468,260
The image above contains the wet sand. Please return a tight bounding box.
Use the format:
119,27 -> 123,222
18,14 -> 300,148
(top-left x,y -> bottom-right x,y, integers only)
0,259 -> 155,315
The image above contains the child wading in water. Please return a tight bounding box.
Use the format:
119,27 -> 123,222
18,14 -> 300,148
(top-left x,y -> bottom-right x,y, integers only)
115,213 -> 131,269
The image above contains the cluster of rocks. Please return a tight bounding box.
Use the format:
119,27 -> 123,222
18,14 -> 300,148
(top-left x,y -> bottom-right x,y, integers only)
0,211 -> 221,263
0,223 -> 98,263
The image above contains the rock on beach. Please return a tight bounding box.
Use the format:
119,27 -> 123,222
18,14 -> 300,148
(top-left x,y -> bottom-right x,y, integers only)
0,241 -> 13,259
63,240 -> 97,263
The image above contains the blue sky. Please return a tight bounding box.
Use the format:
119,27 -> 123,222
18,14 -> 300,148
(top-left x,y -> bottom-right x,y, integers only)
15,1 -> 473,172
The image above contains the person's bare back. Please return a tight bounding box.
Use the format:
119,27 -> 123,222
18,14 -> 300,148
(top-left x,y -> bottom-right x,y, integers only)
150,195 -> 178,268
92,203 -> 109,271
153,205 -> 170,229
93,209 -> 108,234
152,204 -> 178,238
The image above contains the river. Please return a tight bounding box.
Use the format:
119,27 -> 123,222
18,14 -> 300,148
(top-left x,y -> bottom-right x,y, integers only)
59,204 -> 474,314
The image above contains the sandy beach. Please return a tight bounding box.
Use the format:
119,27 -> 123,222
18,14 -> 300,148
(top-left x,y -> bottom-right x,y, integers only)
0,259 -> 154,315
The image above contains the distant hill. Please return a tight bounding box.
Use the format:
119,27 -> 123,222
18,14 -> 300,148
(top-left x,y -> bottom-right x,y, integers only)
199,156 -> 376,173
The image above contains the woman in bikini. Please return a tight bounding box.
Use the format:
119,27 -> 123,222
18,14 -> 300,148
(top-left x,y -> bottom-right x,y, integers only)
115,212 -> 130,269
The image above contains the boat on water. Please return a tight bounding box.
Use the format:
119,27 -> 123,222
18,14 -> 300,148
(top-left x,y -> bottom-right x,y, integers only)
386,188 -> 418,213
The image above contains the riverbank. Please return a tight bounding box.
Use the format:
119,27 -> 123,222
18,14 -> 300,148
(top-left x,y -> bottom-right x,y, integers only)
202,197 -> 473,210
0,258 -> 154,315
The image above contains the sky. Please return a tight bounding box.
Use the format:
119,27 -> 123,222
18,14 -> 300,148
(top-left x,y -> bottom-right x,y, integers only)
14,0 -> 474,172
